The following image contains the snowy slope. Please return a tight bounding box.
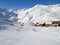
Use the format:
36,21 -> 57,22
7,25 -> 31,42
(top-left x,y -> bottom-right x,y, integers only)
0,4 -> 60,24
17,4 -> 60,24
0,8 -> 18,22
0,25 -> 60,45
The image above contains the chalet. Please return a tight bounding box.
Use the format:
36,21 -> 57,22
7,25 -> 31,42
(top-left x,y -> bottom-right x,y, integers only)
52,21 -> 60,27
33,22 -> 52,27
33,20 -> 60,27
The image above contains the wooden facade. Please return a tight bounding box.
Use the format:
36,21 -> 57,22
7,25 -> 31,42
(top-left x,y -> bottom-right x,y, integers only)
33,20 -> 60,27
52,21 -> 60,26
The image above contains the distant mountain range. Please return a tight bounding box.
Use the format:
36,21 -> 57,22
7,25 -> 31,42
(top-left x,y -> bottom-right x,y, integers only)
0,4 -> 60,25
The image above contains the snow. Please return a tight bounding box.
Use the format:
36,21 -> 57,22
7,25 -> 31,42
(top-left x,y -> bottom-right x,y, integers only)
17,4 -> 60,24
0,4 -> 60,45
0,4 -> 60,24
0,25 -> 60,45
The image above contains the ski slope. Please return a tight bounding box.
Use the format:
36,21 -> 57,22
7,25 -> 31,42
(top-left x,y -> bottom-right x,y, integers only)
0,25 -> 60,45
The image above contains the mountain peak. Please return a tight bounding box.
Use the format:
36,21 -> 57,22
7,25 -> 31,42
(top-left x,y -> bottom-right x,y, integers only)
0,4 -> 60,24
17,4 -> 60,24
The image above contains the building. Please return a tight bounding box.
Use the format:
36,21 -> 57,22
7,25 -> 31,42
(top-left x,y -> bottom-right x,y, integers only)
33,20 -> 60,27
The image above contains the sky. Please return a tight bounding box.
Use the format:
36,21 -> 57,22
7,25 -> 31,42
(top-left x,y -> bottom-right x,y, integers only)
0,0 -> 60,9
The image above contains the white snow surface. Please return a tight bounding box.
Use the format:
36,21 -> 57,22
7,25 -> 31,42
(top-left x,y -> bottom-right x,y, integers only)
0,25 -> 60,45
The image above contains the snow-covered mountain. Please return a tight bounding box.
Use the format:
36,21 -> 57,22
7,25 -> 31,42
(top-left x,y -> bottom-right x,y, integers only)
0,4 -> 60,24
0,4 -> 60,45
17,4 -> 60,24
0,8 -> 18,22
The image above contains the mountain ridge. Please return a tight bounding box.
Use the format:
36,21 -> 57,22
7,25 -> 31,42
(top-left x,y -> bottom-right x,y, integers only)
0,4 -> 60,24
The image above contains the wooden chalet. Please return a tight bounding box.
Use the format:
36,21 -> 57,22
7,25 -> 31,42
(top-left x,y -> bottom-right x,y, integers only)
33,20 -> 60,27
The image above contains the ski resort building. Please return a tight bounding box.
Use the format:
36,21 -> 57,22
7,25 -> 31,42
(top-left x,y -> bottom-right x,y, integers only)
33,20 -> 60,27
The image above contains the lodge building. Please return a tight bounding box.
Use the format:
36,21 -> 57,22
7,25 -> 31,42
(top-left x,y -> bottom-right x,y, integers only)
33,20 -> 60,27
